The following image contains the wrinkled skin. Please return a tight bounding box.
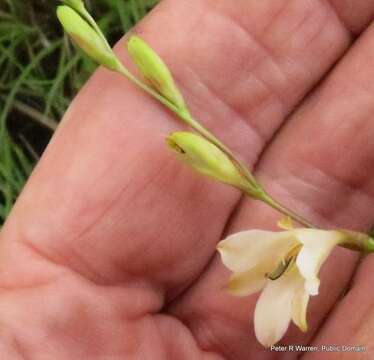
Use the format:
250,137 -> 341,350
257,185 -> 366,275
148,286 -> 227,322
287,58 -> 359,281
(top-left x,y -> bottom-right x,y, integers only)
2,0 -> 374,358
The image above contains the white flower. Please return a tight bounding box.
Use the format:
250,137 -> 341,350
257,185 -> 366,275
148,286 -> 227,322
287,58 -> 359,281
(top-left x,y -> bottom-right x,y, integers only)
217,229 -> 344,347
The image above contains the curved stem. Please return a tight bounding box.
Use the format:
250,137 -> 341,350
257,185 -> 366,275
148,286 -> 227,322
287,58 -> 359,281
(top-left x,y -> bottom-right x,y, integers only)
117,65 -> 259,188
116,63 -> 315,229
260,192 -> 316,228
117,65 -> 180,114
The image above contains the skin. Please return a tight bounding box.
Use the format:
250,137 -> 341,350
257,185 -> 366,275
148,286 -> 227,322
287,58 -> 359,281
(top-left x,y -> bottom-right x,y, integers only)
1,0 -> 374,358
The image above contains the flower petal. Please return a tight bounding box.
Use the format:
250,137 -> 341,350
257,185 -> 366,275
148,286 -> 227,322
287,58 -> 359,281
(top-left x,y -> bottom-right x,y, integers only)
227,265 -> 267,297
292,284 -> 309,332
254,268 -> 301,347
295,230 -> 341,295
217,230 -> 297,273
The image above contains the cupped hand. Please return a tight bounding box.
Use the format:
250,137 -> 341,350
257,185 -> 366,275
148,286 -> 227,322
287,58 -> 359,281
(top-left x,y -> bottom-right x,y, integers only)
2,1 -> 374,359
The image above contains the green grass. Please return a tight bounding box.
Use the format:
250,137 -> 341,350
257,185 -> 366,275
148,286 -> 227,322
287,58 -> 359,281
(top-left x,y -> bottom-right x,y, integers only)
0,0 -> 158,225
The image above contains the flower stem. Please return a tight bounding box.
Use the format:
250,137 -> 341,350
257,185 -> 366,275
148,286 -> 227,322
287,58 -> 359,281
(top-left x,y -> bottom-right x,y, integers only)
117,64 -> 259,189
117,64 -> 180,113
116,62 -> 316,229
260,192 -> 316,228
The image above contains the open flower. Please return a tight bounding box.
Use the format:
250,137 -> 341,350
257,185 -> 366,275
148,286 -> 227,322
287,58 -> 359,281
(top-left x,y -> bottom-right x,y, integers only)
217,229 -> 344,347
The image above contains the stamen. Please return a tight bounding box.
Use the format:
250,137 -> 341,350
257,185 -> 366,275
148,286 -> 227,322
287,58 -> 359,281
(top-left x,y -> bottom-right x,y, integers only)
266,244 -> 302,280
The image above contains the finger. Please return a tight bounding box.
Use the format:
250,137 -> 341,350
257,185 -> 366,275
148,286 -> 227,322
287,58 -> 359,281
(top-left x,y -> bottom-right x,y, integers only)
0,0 -> 359,296
304,258 -> 374,360
329,0 -> 374,34
169,19 -> 374,358
301,25 -> 374,351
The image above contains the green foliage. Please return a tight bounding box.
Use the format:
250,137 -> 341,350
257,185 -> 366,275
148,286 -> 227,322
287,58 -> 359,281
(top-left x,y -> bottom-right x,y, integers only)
0,133 -> 35,222
0,0 -> 158,224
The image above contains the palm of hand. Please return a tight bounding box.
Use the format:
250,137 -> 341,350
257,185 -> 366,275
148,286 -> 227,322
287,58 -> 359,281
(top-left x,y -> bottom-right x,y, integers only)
2,0 -> 374,359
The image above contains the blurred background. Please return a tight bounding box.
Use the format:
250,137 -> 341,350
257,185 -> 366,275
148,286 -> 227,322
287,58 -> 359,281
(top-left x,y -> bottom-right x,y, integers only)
0,0 -> 158,225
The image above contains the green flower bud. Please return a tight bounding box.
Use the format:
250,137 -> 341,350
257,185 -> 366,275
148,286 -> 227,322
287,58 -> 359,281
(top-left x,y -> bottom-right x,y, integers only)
166,132 -> 248,190
127,36 -> 186,109
57,6 -> 119,71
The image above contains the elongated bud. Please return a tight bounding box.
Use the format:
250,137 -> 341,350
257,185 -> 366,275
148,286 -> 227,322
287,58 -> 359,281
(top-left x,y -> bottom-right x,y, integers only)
57,6 -> 119,71
127,36 -> 186,109
166,132 -> 248,190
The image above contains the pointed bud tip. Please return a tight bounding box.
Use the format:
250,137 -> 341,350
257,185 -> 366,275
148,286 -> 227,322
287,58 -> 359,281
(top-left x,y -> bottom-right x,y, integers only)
57,5 -> 119,71
127,36 -> 186,109
62,0 -> 85,12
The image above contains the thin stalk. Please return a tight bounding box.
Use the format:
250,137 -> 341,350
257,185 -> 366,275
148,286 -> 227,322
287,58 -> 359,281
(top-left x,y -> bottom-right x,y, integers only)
74,2 -> 260,191
0,40 -> 61,138
12,100 -> 58,131
116,64 -> 259,190
115,50 -> 315,229
261,192 -> 316,228
117,64 -> 180,113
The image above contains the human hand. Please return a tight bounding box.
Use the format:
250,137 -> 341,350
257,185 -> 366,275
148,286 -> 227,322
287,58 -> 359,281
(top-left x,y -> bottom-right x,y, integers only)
2,0 -> 374,358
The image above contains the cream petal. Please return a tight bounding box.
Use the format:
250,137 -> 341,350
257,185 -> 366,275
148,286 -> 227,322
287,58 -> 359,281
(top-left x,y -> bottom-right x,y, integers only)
292,284 -> 309,332
217,230 -> 297,273
254,268 -> 301,347
295,230 -> 341,295
304,278 -> 320,296
227,265 -> 268,297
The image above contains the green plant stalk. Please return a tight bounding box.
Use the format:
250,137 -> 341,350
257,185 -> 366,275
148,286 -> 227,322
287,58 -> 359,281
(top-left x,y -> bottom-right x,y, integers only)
59,4 -> 261,194
11,99 -> 58,131
116,63 -> 316,227
260,191 -> 316,228
63,5 -> 316,228
0,40 -> 62,138
116,65 -> 259,188
57,3 -> 374,253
